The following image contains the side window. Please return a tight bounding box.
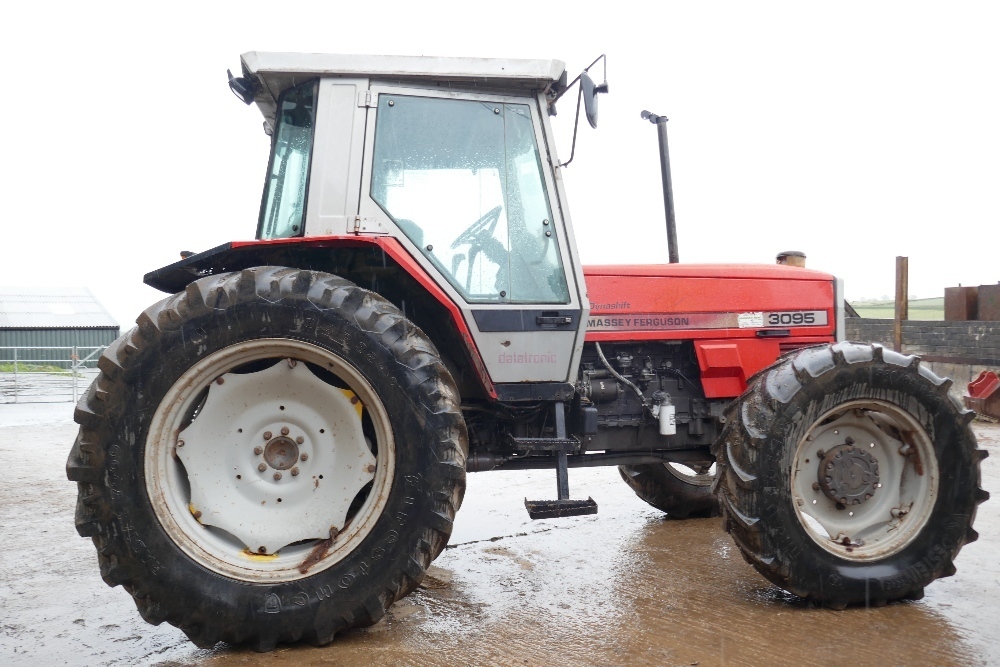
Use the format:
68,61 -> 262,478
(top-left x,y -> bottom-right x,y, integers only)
370,95 -> 569,304
258,80 -> 317,239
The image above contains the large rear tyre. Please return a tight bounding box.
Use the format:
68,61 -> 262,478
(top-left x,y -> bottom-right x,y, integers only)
716,342 -> 989,607
618,461 -> 718,518
66,267 -> 467,650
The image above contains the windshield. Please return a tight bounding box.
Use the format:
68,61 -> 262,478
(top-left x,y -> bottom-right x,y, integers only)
258,80 -> 317,239
370,94 -> 569,304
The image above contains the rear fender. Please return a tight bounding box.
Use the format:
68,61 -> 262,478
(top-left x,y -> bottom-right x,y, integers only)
144,236 -> 496,399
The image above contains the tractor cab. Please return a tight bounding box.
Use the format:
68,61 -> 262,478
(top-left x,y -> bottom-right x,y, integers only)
236,53 -> 590,389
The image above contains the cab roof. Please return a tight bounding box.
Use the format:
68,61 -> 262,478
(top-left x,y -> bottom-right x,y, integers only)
240,52 -> 566,124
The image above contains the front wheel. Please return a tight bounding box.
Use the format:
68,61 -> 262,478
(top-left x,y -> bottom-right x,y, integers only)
618,461 -> 718,518
716,342 -> 989,607
66,267 -> 467,649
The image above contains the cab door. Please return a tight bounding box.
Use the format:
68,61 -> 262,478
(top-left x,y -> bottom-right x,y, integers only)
356,85 -> 584,388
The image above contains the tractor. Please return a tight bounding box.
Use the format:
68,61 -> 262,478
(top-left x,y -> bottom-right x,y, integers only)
67,52 -> 988,650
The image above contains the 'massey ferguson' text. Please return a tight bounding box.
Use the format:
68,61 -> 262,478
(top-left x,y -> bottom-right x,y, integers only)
586,310 -> 829,331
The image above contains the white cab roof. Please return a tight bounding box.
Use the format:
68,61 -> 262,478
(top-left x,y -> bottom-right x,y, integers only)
240,52 -> 566,122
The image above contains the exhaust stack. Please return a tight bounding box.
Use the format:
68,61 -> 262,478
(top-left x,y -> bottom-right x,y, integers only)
641,110 -> 679,264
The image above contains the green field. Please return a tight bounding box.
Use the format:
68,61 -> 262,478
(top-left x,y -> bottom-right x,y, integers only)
850,297 -> 944,321
0,363 -> 70,373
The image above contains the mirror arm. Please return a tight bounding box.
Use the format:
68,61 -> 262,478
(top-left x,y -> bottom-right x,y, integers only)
584,53 -> 608,87
549,73 -> 582,106
557,86 -> 584,169
548,54 -> 608,107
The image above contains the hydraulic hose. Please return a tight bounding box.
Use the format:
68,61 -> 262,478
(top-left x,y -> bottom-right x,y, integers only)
594,342 -> 648,408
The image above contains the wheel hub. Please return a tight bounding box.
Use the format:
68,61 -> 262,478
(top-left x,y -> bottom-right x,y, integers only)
263,436 -> 299,470
818,444 -> 880,506
174,359 -> 377,554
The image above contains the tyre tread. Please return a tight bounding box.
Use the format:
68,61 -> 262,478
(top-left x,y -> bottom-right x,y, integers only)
717,341 -> 987,607
67,266 -> 468,649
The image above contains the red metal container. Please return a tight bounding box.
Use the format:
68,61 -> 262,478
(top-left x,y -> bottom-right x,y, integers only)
965,370 -> 1000,418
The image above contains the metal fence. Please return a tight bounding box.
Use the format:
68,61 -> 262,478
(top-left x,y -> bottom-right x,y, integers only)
0,346 -> 106,404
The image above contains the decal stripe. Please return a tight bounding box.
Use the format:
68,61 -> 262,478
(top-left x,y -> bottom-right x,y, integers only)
587,311 -> 828,332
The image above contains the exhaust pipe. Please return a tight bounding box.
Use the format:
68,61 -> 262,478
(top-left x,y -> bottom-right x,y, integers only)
641,110 -> 679,263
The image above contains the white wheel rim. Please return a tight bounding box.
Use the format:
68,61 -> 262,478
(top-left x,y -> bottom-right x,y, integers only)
145,339 -> 395,582
665,461 -> 716,487
790,399 -> 938,560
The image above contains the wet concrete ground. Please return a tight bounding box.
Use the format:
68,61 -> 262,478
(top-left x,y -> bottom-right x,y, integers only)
2,401 -> 998,666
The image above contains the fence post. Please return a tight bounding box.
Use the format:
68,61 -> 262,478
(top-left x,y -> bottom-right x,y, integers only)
894,256 -> 909,352
72,346 -> 79,404
12,347 -> 17,403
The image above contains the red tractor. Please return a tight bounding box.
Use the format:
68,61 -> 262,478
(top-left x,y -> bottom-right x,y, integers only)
67,52 -> 988,650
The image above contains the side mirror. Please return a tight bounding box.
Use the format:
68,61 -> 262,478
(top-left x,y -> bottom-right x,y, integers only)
580,72 -> 609,129
227,69 -> 255,105
581,73 -> 598,129
553,55 -> 609,167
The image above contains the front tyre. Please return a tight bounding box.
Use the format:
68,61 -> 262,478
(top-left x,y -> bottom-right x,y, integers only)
618,461 -> 718,518
716,342 -> 989,607
66,267 -> 467,649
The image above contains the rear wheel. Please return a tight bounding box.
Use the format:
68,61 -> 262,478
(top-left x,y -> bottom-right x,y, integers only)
618,460 -> 718,518
66,267 -> 467,649
716,342 -> 989,607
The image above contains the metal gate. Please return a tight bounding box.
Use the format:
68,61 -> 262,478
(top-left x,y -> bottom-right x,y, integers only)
0,346 -> 106,404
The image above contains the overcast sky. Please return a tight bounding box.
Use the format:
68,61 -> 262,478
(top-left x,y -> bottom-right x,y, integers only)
2,2 -> 998,327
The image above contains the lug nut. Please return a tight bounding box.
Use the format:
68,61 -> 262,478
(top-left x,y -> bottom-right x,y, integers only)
258,546 -> 267,554
258,463 -> 267,472
216,377 -> 225,385
263,431 -> 272,440
273,472 -> 282,480
367,463 -> 377,473
254,446 -> 263,455
291,467 -> 299,476
281,426 -> 289,436
812,482 -> 821,491
300,453 -> 308,461
296,436 -> 304,444
177,440 -> 185,447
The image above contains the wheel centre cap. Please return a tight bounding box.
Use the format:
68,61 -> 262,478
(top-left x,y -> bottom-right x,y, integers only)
818,444 -> 880,505
263,436 -> 299,470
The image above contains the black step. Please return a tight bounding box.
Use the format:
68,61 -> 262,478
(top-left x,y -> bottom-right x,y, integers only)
522,402 -> 599,520
524,497 -> 598,520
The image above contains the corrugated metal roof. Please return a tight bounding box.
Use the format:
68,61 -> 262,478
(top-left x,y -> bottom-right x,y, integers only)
0,287 -> 119,329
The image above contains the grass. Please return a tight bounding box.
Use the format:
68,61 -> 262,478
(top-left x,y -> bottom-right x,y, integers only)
0,363 -> 71,373
850,297 -> 944,321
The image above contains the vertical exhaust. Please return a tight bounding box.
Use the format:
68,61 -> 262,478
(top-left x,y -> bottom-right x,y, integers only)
641,110 -> 679,263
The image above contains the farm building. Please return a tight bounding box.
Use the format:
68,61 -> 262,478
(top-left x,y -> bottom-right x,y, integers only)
0,287 -> 119,365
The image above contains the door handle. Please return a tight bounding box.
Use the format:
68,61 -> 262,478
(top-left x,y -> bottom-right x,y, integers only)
536,316 -> 573,326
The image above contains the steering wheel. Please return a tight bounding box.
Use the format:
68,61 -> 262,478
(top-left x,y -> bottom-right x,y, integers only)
450,205 -> 506,291
450,204 -> 503,250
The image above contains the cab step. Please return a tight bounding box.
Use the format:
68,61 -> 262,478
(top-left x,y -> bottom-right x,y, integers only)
523,402 -> 598,519
525,497 -> 598,519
